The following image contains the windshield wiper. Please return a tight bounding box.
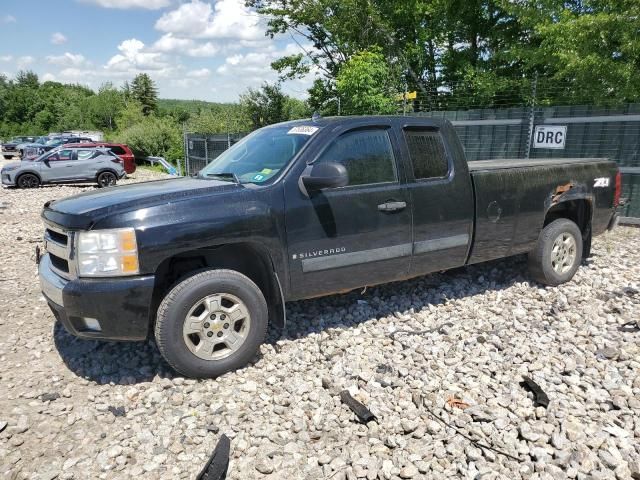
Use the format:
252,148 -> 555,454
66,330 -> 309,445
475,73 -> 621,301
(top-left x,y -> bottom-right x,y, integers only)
205,172 -> 240,183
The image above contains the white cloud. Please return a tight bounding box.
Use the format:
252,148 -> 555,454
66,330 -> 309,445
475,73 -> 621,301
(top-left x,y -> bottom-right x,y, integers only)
152,33 -> 218,57
51,32 -> 68,45
0,55 -> 13,62
155,0 -> 263,41
187,68 -> 210,78
1,14 -> 16,24
17,56 -> 35,69
106,38 -> 172,73
78,0 -> 171,9
42,73 -> 57,82
46,52 -> 87,67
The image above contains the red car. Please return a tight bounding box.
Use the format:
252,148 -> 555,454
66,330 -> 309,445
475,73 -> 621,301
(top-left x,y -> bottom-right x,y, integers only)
62,142 -> 136,174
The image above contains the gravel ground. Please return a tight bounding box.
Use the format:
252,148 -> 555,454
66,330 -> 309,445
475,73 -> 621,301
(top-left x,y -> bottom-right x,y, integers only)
1,166 -> 639,480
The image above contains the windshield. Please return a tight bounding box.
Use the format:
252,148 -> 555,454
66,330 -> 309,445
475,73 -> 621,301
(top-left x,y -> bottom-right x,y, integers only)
45,138 -> 62,146
198,125 -> 318,184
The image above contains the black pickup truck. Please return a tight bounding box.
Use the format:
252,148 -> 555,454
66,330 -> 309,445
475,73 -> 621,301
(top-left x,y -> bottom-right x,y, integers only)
39,116 -> 621,378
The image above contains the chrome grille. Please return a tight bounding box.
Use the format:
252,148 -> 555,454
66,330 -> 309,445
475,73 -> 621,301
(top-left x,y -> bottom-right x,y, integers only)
44,223 -> 77,279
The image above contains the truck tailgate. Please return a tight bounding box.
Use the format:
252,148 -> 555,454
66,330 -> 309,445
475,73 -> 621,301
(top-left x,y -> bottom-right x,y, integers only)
467,157 -> 618,265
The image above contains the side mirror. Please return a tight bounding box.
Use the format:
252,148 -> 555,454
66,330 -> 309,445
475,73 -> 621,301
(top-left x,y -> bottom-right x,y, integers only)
301,162 -> 348,195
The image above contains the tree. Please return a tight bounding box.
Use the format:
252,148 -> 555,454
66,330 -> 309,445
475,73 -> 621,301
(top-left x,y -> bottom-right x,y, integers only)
336,49 -> 397,115
240,82 -> 288,129
88,83 -> 125,130
130,73 -> 158,115
116,115 -> 182,159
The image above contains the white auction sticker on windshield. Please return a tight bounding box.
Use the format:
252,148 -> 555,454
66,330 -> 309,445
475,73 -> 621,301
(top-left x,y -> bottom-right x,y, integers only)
287,126 -> 319,136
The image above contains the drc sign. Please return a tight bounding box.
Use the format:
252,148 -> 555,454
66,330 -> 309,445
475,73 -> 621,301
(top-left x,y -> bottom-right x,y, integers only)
533,125 -> 567,149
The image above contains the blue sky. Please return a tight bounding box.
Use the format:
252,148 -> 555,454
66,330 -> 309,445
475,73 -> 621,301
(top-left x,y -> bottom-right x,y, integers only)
0,0 -> 315,102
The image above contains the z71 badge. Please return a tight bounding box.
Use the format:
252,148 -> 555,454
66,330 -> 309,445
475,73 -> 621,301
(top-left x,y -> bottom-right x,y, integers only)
594,177 -> 610,188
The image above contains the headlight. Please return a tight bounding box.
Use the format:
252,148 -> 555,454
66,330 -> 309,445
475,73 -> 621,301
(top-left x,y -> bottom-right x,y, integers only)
2,165 -> 19,172
77,228 -> 139,277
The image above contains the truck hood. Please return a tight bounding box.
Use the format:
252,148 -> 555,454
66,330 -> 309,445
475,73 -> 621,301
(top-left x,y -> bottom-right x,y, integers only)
43,177 -> 241,229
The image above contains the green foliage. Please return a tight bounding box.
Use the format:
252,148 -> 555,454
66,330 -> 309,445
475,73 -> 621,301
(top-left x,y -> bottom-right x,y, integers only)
240,82 -> 289,129
253,0 -> 640,109
187,103 -> 252,134
130,73 -> 158,115
114,115 -> 182,160
88,83 -> 125,130
336,49 -> 397,115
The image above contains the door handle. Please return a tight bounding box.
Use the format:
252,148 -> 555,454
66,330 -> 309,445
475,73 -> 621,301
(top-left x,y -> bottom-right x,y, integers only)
378,201 -> 407,212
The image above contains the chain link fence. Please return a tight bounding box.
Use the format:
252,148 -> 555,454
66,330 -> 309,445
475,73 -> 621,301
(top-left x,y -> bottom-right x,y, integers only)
184,133 -> 246,176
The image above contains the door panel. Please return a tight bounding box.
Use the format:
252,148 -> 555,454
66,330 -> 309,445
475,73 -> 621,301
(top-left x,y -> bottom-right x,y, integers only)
400,124 -> 474,276
284,127 -> 412,300
41,149 -> 75,181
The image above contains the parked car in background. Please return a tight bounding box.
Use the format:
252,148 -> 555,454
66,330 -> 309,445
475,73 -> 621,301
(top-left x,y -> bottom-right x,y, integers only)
65,142 -> 136,174
2,136 -> 37,159
17,136 -> 51,158
22,136 -> 93,159
1,146 -> 125,188
61,130 -> 104,142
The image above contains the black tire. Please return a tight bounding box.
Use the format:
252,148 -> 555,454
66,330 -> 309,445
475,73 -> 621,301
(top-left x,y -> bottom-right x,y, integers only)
155,269 -> 268,378
528,218 -> 583,286
17,173 -> 40,189
4,155 -> 12,160
97,171 -> 117,188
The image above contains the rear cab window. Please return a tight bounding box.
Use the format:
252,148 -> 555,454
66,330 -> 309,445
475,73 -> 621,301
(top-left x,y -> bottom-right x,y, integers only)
403,128 -> 450,180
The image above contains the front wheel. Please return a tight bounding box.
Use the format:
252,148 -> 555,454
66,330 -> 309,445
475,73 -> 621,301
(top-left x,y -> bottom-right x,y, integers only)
528,218 -> 583,286
97,171 -> 117,188
155,269 -> 268,378
17,173 -> 40,189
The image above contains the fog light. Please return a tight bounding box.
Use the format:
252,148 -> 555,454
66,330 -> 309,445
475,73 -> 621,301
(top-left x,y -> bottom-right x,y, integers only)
82,317 -> 102,332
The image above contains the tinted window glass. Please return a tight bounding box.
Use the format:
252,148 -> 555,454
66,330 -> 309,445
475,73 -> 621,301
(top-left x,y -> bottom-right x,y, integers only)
77,150 -> 95,160
56,149 -> 73,161
404,129 -> 449,179
316,129 -> 397,186
110,146 -> 126,155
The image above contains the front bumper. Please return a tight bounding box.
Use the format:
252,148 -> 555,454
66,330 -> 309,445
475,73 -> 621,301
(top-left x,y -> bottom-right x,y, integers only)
2,172 -> 16,186
39,253 -> 155,341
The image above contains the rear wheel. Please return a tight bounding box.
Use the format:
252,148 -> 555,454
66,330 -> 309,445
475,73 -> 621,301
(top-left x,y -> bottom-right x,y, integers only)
17,173 -> 40,189
97,171 -> 117,188
3,155 -> 12,160
528,218 -> 583,286
155,269 -> 268,378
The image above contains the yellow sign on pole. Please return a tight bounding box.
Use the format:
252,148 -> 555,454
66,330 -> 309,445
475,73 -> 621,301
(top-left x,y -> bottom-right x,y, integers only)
406,91 -> 417,100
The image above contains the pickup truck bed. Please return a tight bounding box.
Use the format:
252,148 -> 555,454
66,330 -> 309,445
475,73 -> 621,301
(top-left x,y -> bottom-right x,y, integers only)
468,156 -> 617,264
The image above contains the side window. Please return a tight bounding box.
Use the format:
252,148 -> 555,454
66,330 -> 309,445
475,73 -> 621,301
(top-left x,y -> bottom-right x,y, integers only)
316,129 -> 397,187
403,128 -> 449,180
58,149 -> 73,161
110,146 -> 126,155
77,150 -> 95,160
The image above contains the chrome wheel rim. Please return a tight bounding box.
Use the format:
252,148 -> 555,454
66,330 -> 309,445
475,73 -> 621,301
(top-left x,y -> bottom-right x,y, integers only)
551,232 -> 577,274
182,293 -> 251,361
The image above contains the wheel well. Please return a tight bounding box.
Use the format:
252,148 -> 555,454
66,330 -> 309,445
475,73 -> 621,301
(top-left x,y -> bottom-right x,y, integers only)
544,199 -> 592,234
96,169 -> 118,178
150,243 -> 282,328
16,171 -> 41,182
